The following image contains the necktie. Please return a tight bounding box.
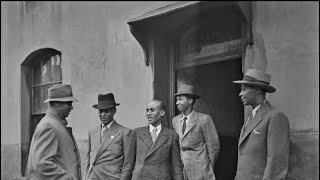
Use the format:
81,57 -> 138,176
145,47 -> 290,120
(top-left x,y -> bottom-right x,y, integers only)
242,113 -> 253,137
182,117 -> 187,135
101,125 -> 108,142
151,127 -> 158,143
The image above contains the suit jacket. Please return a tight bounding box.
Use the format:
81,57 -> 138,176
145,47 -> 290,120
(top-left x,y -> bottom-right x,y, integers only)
84,121 -> 134,180
26,110 -> 82,180
172,111 -> 220,180
235,101 -> 290,180
130,126 -> 184,180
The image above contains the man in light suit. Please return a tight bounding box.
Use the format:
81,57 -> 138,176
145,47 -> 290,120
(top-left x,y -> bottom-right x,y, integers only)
26,84 -> 82,180
130,100 -> 184,180
84,93 -> 134,180
233,69 -> 290,180
172,84 -> 220,180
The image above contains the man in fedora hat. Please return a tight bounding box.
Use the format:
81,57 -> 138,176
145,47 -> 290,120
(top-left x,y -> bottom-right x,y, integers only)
84,93 -> 134,180
172,84 -> 220,180
130,99 -> 184,180
233,69 -> 290,180
26,84 -> 82,180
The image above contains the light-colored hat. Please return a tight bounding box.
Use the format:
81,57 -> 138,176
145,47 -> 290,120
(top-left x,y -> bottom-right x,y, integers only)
233,69 -> 276,93
173,84 -> 200,98
93,93 -> 120,109
44,84 -> 78,103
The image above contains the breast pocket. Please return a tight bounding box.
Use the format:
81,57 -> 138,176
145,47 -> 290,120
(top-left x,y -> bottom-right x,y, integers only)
249,127 -> 267,146
111,139 -> 123,153
187,128 -> 203,147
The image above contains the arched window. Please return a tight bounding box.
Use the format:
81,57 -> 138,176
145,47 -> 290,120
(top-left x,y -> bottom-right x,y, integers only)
20,48 -> 61,176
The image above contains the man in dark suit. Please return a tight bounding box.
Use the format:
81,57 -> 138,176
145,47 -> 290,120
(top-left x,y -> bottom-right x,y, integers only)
172,84 -> 220,180
130,100 -> 184,180
233,69 -> 290,180
26,84 -> 82,180
84,93 -> 134,180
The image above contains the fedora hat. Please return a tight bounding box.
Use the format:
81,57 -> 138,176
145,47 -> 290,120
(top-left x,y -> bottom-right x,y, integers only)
93,93 -> 120,109
173,84 -> 200,98
233,69 -> 276,93
44,84 -> 78,103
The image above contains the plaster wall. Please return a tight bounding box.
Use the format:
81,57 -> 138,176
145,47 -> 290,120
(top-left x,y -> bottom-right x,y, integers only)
1,1 -> 176,144
251,1 -> 319,131
1,1 -> 174,179
250,2 -> 319,179
1,1 -> 318,179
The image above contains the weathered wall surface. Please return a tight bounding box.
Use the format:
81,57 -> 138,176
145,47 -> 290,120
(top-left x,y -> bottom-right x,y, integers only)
1,1 -> 174,179
250,2 -> 319,179
252,1 -> 319,131
1,1 -> 318,179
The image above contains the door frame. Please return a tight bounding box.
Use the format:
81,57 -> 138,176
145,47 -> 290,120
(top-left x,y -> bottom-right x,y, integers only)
169,22 -> 247,136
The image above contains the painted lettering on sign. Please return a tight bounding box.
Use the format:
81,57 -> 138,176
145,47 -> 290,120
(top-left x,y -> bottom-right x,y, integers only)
180,31 -> 241,61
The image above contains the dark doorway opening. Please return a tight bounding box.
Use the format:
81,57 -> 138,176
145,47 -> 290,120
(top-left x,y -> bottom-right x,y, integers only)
176,58 -> 243,180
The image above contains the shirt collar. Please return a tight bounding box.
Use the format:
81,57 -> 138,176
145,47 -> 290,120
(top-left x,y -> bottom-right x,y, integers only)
180,110 -> 194,122
252,104 -> 261,117
102,120 -> 114,129
252,99 -> 267,117
149,123 -> 162,133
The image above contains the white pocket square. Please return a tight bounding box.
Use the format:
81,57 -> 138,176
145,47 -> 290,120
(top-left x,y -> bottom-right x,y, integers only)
253,129 -> 261,134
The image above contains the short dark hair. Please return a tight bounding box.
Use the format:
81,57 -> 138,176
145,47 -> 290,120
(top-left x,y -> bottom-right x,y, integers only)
152,99 -> 165,111
185,95 -> 197,105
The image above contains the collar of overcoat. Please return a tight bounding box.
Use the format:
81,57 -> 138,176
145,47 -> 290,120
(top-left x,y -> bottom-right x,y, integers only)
93,121 -> 121,162
239,101 -> 272,146
45,112 -> 81,163
138,126 -> 169,158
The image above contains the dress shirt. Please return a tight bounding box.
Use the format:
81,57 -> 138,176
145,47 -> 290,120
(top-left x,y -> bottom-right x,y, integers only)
252,99 -> 267,117
180,110 -> 195,124
101,120 -> 114,130
149,123 -> 162,137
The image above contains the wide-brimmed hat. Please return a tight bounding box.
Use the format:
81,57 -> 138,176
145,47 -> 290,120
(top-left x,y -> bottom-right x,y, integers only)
44,84 -> 78,103
173,84 -> 200,98
93,93 -> 120,109
233,69 -> 276,93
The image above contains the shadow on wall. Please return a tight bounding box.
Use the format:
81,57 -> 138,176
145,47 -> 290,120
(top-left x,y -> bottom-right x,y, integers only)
287,132 -> 319,180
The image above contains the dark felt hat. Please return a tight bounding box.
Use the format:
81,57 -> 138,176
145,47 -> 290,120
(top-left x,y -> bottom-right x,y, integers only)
93,93 -> 120,109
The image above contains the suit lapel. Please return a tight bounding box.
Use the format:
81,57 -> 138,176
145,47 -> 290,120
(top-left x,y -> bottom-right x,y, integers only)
92,127 -> 101,150
138,127 -> 153,150
146,127 -> 169,158
174,116 -> 184,138
239,102 -> 270,145
182,112 -> 197,139
94,121 -> 120,162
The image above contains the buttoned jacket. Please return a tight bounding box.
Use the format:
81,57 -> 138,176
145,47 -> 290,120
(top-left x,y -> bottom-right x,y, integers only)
172,111 -> 220,180
235,101 -> 290,180
84,121 -> 134,180
130,126 -> 184,180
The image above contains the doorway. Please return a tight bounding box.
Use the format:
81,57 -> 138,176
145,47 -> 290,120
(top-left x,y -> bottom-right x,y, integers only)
175,58 -> 243,180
